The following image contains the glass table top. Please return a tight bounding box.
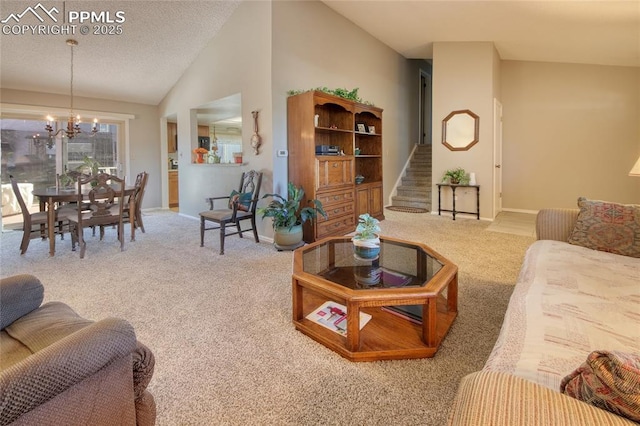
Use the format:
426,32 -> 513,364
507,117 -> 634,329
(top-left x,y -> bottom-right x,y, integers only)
300,237 -> 443,290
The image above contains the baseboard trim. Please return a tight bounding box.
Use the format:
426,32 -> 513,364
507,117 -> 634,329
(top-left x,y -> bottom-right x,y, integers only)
501,208 -> 539,215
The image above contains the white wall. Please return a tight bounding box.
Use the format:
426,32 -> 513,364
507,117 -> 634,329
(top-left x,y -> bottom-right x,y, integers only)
501,61 -> 640,209
432,42 -> 499,219
160,0 -> 419,239
271,0 -> 417,207
158,1 -> 273,236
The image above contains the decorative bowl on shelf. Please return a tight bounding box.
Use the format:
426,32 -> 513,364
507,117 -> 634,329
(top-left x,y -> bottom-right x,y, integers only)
355,175 -> 365,185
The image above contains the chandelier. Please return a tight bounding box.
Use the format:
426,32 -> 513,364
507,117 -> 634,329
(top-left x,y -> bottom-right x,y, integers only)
45,39 -> 98,139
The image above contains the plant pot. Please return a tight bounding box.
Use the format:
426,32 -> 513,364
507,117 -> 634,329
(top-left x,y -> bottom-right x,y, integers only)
196,153 -> 205,163
352,235 -> 381,260
274,224 -> 304,250
354,266 -> 382,287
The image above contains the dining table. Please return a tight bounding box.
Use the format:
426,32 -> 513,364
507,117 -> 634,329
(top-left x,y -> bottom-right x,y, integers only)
32,186 -> 136,257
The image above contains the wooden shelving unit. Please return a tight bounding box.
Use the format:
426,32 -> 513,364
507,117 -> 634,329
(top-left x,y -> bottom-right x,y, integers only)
287,91 -> 384,243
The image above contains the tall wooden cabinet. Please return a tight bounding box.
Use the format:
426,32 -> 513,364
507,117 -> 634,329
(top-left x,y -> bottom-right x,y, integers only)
287,91 -> 384,243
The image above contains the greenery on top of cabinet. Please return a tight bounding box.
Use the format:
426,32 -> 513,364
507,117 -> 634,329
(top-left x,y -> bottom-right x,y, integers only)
287,87 -> 374,106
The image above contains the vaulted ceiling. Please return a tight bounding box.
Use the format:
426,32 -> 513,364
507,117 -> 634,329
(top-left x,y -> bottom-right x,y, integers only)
0,1 -> 637,106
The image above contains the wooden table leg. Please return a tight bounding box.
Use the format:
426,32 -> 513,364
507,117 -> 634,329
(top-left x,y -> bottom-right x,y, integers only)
46,197 -> 56,257
448,273 -> 458,313
423,299 -> 437,347
129,198 -> 136,241
346,302 -> 360,352
292,279 -> 303,321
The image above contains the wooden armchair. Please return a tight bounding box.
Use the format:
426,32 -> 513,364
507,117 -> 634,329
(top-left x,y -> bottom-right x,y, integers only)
199,170 -> 263,255
68,173 -> 125,259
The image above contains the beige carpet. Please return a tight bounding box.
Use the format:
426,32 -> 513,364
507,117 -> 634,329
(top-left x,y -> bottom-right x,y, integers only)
0,209 -> 535,425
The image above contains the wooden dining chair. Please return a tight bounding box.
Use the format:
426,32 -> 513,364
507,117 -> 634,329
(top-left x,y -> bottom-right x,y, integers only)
199,170 -> 262,255
68,173 -> 126,259
55,171 -> 92,217
124,171 -> 149,234
105,171 -> 148,241
9,177 -> 66,255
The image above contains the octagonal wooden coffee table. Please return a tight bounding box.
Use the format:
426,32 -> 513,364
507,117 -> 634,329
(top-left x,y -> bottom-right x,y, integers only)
292,236 -> 458,361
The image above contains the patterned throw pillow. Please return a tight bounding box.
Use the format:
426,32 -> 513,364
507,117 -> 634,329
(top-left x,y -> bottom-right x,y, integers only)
560,350 -> 640,422
567,197 -> 640,258
228,190 -> 252,212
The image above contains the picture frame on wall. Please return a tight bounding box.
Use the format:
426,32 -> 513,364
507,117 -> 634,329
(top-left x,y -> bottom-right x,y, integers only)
356,123 -> 366,133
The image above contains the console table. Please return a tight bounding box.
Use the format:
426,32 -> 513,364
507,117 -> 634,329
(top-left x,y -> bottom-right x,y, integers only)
436,183 -> 480,220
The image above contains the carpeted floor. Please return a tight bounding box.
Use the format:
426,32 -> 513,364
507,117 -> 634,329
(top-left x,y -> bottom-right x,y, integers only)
0,209 -> 535,425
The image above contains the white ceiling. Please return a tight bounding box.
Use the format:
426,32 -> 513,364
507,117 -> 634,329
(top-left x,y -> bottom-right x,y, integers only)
0,1 -> 638,107
323,0 -> 640,67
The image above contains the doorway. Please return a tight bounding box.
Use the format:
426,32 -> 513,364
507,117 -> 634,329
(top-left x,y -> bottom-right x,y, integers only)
493,98 -> 503,218
419,70 -> 432,145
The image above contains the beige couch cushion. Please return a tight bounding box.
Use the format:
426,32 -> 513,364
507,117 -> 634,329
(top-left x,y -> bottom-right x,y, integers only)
448,371 -> 636,425
484,240 -> 640,391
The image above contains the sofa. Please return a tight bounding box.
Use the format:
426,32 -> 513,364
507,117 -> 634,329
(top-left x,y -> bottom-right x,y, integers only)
448,202 -> 640,425
0,274 -> 156,425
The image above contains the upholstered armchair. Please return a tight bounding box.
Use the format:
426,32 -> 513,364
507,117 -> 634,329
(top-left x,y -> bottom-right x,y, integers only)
0,274 -> 156,425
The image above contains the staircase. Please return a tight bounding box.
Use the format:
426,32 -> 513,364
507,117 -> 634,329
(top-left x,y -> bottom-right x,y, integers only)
390,144 -> 432,210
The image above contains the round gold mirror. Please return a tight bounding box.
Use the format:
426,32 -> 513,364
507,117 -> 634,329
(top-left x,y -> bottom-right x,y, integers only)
442,109 -> 479,151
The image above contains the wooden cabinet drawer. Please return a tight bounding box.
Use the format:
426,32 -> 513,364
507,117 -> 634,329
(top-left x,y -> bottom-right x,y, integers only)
316,157 -> 353,190
316,188 -> 354,208
318,201 -> 353,223
317,214 -> 355,239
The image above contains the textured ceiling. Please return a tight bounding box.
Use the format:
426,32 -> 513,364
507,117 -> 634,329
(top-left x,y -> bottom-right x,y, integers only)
0,1 -> 638,107
0,0 -> 241,105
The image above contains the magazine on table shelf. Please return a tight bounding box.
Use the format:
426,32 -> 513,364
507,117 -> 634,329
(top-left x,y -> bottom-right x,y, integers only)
381,304 -> 423,324
306,301 -> 372,336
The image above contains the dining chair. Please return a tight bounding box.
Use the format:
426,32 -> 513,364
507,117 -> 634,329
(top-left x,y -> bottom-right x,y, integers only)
55,171 -> 92,216
9,177 -> 66,255
106,171 -> 148,241
125,171 -> 149,234
199,170 -> 262,255
68,173 -> 126,259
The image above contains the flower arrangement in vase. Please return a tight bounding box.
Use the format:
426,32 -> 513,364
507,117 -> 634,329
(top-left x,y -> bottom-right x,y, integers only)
193,147 -> 209,163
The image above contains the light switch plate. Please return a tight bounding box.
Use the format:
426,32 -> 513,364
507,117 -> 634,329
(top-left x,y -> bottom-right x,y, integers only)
277,149 -> 288,157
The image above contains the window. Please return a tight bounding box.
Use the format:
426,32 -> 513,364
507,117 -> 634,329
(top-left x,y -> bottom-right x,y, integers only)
1,116 -> 122,203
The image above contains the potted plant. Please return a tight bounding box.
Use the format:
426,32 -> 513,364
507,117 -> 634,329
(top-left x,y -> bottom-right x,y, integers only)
352,213 -> 381,260
442,167 -> 469,185
258,182 -> 327,249
58,156 -> 102,189
81,156 -> 101,175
